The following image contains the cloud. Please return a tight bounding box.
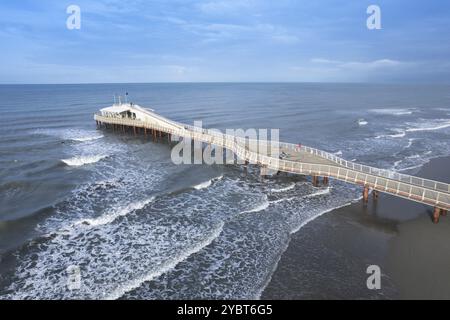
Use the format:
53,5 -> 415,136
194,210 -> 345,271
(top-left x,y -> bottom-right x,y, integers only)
290,58 -> 411,82
198,0 -> 257,14
311,58 -> 404,70
310,58 -> 342,64
166,19 -> 300,45
339,59 -> 403,70
164,65 -> 190,75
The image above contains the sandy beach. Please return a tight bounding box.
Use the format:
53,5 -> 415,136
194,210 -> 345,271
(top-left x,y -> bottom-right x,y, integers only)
262,156 -> 450,300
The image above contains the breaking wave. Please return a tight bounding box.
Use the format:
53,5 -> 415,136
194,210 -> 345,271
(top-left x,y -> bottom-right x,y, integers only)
77,196 -> 156,227
370,108 -> 414,116
271,183 -> 295,193
241,196 -> 270,214
405,119 -> 450,132
71,135 -> 104,142
375,129 -> 406,139
105,221 -> 224,300
357,119 -> 368,126
305,187 -> 331,198
34,128 -> 104,142
193,175 -> 223,190
61,155 -> 108,166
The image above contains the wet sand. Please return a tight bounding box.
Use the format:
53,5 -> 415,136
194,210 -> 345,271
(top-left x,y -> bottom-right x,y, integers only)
262,156 -> 450,300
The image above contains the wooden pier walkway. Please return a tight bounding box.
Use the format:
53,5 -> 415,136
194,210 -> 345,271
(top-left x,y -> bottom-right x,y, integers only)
94,106 -> 450,223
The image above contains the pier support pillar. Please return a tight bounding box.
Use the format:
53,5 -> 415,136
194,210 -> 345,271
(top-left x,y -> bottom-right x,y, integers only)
373,190 -> 379,201
312,175 -> 319,187
433,207 -> 442,224
323,176 -> 329,186
442,209 -> 448,217
363,186 -> 369,203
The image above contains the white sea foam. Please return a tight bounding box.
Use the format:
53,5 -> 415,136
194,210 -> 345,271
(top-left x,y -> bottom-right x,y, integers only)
61,155 -> 107,166
305,187 -> 331,198
393,150 -> 433,172
375,129 -> 406,139
193,180 -> 212,190
105,221 -> 224,300
77,196 -> 156,227
405,138 -> 415,149
405,119 -> 450,132
398,163 -> 424,172
270,197 -> 293,204
241,197 -> 270,214
193,175 -> 223,190
290,201 -> 353,234
393,159 -> 403,169
370,108 -> 414,116
271,183 -> 295,193
34,128 -> 104,142
71,134 -> 104,142
357,119 -> 368,126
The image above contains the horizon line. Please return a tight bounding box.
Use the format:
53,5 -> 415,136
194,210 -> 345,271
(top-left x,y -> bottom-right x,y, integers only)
1,81 -> 449,86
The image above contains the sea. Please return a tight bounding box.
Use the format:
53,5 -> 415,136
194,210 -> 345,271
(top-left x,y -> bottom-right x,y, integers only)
1,83 -> 450,299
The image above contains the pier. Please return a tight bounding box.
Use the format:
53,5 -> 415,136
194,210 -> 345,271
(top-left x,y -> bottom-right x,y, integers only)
94,103 -> 450,223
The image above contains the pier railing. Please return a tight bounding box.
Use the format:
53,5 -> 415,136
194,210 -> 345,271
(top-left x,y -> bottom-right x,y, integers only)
94,114 -> 450,210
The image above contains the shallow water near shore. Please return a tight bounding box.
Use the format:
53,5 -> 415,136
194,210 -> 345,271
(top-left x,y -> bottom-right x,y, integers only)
1,83 -> 450,299
262,156 -> 450,299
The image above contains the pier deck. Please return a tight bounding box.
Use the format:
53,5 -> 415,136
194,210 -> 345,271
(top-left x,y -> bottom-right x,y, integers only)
94,107 -> 450,222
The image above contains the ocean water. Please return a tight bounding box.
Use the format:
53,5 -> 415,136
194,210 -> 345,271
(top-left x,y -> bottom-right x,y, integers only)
1,83 -> 450,299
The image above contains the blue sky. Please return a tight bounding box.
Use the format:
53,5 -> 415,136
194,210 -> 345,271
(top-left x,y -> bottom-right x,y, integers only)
1,0 -> 450,83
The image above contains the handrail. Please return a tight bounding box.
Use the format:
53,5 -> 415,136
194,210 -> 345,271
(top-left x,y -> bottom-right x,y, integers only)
94,114 -> 450,210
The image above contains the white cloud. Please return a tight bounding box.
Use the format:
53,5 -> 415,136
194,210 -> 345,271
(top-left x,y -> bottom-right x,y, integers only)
310,58 -> 342,64
310,58 -> 404,70
198,0 -> 257,14
290,58 -> 411,82
339,59 -> 403,70
169,20 -> 300,45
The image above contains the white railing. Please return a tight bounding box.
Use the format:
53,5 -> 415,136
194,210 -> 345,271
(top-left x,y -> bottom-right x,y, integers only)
94,114 -> 450,210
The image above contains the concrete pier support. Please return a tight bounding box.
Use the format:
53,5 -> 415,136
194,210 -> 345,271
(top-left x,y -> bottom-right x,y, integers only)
323,176 -> 329,185
433,207 -> 441,223
363,186 -> 370,203
312,175 -> 319,187
373,190 -> 379,201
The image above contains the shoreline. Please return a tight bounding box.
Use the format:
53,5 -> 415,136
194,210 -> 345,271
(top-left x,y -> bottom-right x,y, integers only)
262,155 -> 450,299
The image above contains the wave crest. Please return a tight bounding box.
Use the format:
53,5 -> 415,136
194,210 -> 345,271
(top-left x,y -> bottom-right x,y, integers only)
61,155 -> 107,166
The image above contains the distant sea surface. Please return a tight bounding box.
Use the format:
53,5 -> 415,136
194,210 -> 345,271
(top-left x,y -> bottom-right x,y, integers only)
1,83 -> 450,299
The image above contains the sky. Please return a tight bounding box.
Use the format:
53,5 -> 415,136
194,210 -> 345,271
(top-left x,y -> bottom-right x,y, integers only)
1,0 -> 450,84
